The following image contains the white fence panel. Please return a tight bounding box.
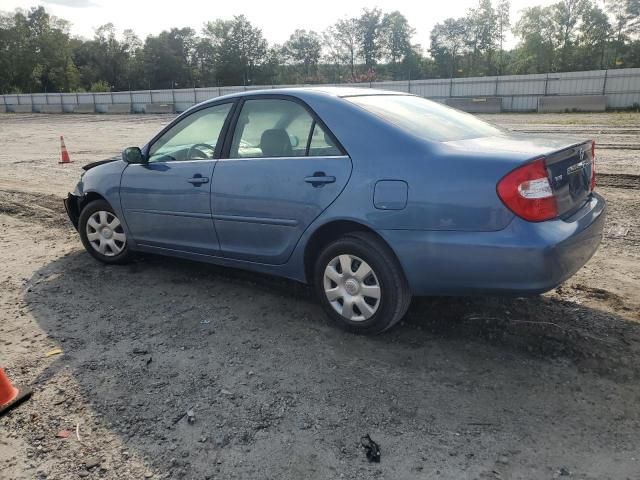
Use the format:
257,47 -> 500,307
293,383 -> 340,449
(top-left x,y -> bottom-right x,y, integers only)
31,93 -> 47,104
497,73 -> 546,96
130,91 -> 150,103
174,89 -> 195,102
3,68 -> 640,113
77,93 -> 95,104
452,77 -> 498,97
220,86 -> 245,95
94,93 -> 112,105
547,70 -> 606,96
149,90 -> 173,103
604,68 -> 640,97
111,92 -> 132,104
372,81 -> 409,93
61,94 -> 76,105
195,88 -> 219,102
411,79 -> 450,98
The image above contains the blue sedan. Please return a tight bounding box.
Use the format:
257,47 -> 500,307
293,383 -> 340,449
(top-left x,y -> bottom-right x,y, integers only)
64,87 -> 605,334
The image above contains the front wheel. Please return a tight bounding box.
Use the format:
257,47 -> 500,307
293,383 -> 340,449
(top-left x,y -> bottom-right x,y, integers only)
313,232 -> 412,335
78,199 -> 132,264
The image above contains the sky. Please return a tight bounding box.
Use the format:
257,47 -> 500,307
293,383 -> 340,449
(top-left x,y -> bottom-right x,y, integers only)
0,0 -> 559,50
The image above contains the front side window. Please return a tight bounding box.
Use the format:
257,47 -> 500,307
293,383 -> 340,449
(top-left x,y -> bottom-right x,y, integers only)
230,99 -> 338,158
346,95 -> 504,142
148,103 -> 233,163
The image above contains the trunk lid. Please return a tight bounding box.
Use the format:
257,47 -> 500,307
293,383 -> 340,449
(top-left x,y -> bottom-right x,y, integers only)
545,141 -> 594,217
443,134 -> 595,219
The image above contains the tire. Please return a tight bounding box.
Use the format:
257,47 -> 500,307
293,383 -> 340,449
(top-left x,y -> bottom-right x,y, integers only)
313,231 -> 412,335
78,199 -> 132,264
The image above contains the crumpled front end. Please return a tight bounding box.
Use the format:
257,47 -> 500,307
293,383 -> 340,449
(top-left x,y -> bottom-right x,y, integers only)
63,192 -> 81,230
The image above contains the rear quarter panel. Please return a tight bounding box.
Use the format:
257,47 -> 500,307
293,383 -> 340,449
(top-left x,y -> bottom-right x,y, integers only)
302,95 -> 515,232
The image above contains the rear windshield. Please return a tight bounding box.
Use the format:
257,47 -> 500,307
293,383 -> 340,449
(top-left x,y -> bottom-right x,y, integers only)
346,94 -> 503,142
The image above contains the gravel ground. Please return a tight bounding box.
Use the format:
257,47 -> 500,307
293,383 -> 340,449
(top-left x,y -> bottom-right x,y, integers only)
1,112 -> 639,480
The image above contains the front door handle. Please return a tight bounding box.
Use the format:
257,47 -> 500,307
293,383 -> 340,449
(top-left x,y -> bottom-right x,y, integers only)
187,175 -> 209,186
305,172 -> 336,187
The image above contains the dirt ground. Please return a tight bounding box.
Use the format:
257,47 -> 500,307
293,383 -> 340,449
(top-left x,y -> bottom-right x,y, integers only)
0,112 -> 639,480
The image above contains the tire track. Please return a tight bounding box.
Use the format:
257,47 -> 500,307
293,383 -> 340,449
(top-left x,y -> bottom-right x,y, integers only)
597,173 -> 640,189
0,189 -> 69,228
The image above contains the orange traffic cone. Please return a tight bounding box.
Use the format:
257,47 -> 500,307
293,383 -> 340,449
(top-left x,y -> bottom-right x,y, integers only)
0,368 -> 31,416
59,135 -> 73,164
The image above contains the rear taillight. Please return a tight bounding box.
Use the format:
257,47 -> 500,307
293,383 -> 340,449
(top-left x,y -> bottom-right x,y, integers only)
497,158 -> 558,222
591,141 -> 596,191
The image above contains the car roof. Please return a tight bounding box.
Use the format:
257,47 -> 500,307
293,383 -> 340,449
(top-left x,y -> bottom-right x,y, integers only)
199,86 -> 409,106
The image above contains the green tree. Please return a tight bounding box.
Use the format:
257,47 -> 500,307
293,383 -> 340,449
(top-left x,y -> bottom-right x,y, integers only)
283,29 -> 322,80
576,1 -> 611,69
202,15 -> 267,85
607,0 -> 640,67
381,11 -> 415,78
122,29 -> 145,90
465,0 -> 499,75
1,7 -> 79,93
430,18 -> 468,78
323,18 -> 360,81
553,0 -> 589,71
357,8 -> 384,66
496,0 -> 511,74
513,6 -> 558,73
74,24 -> 136,91
142,28 -> 197,89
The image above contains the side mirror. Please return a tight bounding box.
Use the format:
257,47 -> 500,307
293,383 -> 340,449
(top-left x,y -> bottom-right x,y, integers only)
122,147 -> 145,164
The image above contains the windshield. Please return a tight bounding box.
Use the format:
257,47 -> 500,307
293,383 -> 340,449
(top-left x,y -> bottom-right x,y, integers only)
346,94 -> 504,142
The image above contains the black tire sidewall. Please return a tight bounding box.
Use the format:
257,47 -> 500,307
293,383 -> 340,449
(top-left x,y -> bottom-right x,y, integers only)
313,235 -> 404,335
78,200 -> 131,264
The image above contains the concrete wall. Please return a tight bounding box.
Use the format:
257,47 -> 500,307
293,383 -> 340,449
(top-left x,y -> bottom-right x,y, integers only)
445,97 -> 502,113
538,95 -> 607,113
72,104 -> 95,113
144,103 -> 175,114
105,104 -> 131,114
8,105 -> 32,113
38,104 -> 64,113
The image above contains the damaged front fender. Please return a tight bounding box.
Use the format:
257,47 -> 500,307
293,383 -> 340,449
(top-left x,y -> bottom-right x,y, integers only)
63,193 -> 81,230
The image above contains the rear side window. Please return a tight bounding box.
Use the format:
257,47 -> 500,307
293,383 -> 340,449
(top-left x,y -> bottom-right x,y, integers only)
346,95 -> 503,142
309,123 -> 342,156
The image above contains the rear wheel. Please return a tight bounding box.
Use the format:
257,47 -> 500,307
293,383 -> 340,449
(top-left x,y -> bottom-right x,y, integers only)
78,199 -> 132,264
313,232 -> 411,335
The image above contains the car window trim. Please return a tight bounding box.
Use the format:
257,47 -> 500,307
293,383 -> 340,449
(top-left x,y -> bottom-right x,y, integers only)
143,99 -> 239,163
224,154 -> 350,161
220,94 -> 348,160
305,120 -> 315,156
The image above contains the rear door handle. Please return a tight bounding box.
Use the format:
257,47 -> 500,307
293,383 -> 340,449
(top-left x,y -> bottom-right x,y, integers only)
187,175 -> 209,186
305,172 -> 336,187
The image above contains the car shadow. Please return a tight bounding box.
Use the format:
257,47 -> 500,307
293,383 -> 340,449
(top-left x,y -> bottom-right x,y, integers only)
23,250 -> 640,478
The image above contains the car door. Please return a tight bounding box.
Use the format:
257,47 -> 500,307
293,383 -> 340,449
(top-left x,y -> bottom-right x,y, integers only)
211,96 -> 352,264
120,102 -> 234,255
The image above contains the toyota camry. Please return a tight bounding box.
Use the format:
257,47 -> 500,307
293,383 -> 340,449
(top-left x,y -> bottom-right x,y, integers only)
64,87 -> 605,334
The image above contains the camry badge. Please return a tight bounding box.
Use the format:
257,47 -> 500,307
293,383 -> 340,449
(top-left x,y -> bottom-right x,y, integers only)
567,159 -> 591,175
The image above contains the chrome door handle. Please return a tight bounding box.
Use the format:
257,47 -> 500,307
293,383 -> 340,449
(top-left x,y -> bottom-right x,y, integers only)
305,172 -> 336,187
187,175 -> 209,186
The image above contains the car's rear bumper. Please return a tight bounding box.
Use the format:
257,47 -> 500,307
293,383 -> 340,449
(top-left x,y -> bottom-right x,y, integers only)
381,192 -> 606,296
63,193 -> 80,230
